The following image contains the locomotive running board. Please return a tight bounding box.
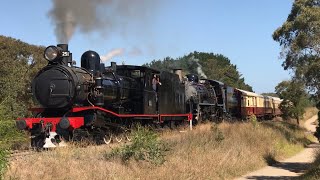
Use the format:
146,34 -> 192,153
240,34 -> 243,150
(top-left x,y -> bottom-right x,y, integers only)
71,106 -> 193,122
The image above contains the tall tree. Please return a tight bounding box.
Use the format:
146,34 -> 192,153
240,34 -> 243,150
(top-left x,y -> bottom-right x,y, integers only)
273,0 -> 320,137
273,0 -> 320,95
275,80 -> 309,125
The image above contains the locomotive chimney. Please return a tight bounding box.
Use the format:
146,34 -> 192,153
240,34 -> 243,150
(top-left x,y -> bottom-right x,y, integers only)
57,44 -> 71,65
174,69 -> 183,82
57,44 -> 68,51
100,63 -> 106,73
111,62 -> 117,72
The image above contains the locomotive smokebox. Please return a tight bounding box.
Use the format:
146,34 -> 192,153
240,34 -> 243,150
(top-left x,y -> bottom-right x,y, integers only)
81,50 -> 101,75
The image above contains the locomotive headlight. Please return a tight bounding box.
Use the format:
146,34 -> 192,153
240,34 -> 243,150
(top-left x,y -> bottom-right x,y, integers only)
44,46 -> 61,62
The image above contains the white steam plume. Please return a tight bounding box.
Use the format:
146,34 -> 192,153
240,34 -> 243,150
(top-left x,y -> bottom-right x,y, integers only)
101,48 -> 125,62
190,56 -> 208,79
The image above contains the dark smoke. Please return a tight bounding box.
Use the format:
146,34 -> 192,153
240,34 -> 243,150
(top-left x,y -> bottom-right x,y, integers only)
48,0 -> 158,43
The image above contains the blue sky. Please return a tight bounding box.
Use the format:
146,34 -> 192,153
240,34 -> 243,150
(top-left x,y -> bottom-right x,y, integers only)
0,0 -> 293,93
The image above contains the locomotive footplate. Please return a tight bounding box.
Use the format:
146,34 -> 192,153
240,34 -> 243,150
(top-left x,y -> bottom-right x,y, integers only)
16,117 -> 84,148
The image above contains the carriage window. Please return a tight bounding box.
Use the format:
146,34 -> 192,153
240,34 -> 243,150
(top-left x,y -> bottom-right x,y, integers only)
247,100 -> 250,106
131,70 -> 140,78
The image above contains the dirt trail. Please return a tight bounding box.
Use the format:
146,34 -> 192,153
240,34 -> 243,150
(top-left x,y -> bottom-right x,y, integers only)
235,115 -> 319,180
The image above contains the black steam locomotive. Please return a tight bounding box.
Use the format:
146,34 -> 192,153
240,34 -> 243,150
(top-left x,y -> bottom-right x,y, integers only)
17,44 -> 212,148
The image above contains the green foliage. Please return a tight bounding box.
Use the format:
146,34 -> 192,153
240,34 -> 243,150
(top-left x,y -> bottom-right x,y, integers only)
273,0 -> 320,95
105,126 -> 168,165
144,51 -> 253,91
0,35 -> 46,119
275,80 -> 309,124
0,149 -> 9,179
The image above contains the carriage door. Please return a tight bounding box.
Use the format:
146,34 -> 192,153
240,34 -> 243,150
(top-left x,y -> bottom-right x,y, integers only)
143,71 -> 157,114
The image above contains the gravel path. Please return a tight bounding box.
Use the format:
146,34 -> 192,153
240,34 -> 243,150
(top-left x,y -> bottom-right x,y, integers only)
235,115 -> 319,180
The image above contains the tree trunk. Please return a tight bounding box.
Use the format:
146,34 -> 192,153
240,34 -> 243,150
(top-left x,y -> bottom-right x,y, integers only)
296,116 -> 300,125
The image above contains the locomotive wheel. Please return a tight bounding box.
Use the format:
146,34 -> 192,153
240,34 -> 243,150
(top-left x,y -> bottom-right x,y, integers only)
126,133 -> 132,142
114,133 -> 124,143
114,128 -> 128,143
103,132 -> 112,144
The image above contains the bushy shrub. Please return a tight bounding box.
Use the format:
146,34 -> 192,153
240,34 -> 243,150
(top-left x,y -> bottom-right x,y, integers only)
105,126 -> 168,165
0,120 -> 28,149
0,149 -> 9,179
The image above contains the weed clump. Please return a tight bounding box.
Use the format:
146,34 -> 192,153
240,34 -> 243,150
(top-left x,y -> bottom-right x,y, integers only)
249,114 -> 258,127
105,126 -> 168,165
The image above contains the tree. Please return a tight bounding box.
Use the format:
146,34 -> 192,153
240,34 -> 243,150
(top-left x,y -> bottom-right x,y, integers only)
275,80 -> 309,125
0,35 -> 46,119
273,0 -> 320,95
144,52 -> 253,91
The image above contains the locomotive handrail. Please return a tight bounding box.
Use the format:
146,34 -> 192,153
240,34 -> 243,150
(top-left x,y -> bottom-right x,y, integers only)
72,106 -> 159,118
71,106 -> 193,121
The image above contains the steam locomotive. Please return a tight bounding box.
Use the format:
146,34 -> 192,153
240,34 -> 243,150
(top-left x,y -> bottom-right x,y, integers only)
16,44 -> 282,148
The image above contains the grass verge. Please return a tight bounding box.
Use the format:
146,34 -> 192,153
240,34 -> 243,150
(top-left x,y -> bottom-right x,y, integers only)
4,120 -> 312,180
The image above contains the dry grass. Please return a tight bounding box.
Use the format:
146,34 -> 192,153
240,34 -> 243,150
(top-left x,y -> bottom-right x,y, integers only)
5,120 -> 312,180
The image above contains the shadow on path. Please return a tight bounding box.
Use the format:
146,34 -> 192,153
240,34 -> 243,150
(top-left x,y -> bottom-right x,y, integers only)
246,176 -> 295,180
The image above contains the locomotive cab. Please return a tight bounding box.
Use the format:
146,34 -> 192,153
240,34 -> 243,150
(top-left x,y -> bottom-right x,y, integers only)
115,65 -> 160,114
